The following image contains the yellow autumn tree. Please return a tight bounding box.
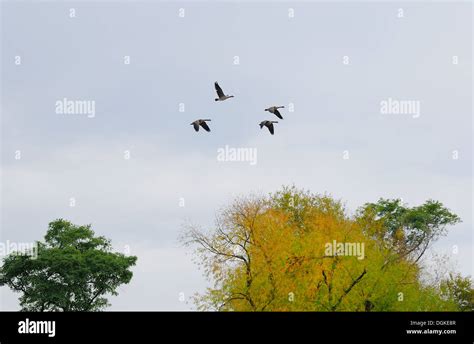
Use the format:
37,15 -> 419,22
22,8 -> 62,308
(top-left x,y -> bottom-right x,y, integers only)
182,186 -> 467,311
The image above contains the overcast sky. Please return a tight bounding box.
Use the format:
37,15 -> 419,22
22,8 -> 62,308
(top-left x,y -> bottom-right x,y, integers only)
1,1 -> 472,310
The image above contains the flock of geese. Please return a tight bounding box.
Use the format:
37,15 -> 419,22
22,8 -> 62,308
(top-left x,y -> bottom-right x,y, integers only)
190,82 -> 285,135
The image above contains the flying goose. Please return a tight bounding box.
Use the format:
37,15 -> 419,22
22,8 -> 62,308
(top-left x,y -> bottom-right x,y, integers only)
265,106 -> 285,119
191,119 -> 211,132
214,82 -> 234,101
259,120 -> 278,135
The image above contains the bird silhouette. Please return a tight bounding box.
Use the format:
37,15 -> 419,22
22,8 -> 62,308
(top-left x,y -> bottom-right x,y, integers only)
191,119 -> 212,132
265,106 -> 285,119
214,82 -> 234,101
259,120 -> 278,135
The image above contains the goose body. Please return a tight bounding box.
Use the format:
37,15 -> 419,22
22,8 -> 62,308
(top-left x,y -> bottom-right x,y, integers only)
259,120 -> 278,135
191,119 -> 212,132
214,82 -> 234,101
265,106 -> 285,119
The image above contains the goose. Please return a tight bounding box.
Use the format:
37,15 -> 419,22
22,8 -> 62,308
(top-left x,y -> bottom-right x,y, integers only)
259,120 -> 278,135
214,82 -> 234,101
264,106 -> 285,119
191,119 -> 211,132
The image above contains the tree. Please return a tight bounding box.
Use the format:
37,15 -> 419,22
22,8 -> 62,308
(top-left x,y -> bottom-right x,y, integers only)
0,219 -> 137,311
358,198 -> 461,264
182,186 -> 466,311
440,273 -> 474,312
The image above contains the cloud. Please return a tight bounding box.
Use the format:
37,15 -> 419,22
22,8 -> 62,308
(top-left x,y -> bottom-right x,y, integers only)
1,2 -> 471,310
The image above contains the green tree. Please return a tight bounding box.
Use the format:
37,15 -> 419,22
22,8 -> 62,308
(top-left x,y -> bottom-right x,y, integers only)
0,219 -> 137,311
358,198 -> 461,263
440,273 -> 474,312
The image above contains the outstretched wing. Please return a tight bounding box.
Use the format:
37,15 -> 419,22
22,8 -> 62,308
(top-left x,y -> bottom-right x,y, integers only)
193,122 -> 200,131
274,109 -> 283,119
267,123 -> 275,135
200,121 -> 211,132
214,82 -> 225,98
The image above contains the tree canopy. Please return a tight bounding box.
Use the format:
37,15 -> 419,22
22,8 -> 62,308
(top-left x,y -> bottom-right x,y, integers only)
183,186 -> 470,311
0,219 -> 137,311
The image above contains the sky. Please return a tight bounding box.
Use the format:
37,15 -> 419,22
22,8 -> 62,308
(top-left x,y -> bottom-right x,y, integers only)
0,0 -> 472,310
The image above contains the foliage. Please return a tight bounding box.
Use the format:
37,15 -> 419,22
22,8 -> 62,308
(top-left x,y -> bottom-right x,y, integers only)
183,186 -> 468,311
0,219 -> 137,311
440,273 -> 474,312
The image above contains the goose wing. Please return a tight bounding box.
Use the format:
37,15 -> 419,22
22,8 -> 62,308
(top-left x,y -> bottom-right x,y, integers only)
274,109 -> 283,119
193,122 -> 200,131
214,82 -> 225,97
267,122 -> 275,135
200,121 -> 211,132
